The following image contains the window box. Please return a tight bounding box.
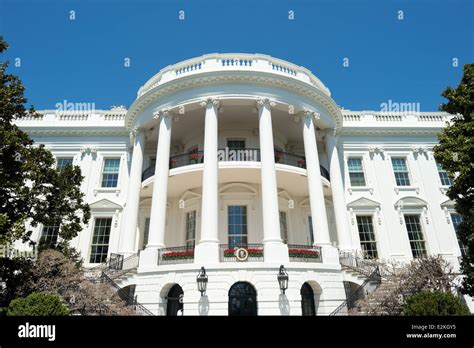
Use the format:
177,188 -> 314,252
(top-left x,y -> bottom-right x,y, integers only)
223,248 -> 263,258
288,248 -> 320,259
162,250 -> 194,261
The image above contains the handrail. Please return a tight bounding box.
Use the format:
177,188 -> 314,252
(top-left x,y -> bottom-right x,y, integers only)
100,272 -> 155,316
339,250 -> 379,278
329,267 -> 382,316
142,149 -> 330,182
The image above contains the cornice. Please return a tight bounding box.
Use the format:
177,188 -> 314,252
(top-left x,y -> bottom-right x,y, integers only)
20,127 -> 129,137
125,71 -> 343,131
338,127 -> 442,137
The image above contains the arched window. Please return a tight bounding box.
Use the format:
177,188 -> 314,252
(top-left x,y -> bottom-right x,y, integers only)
301,283 -> 316,316
166,284 -> 183,316
228,282 -> 257,316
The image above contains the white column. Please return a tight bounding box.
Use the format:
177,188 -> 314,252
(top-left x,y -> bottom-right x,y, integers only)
257,98 -> 289,263
302,110 -> 331,246
195,98 -> 220,264
119,128 -> 145,255
326,131 -> 353,250
139,109 -> 172,267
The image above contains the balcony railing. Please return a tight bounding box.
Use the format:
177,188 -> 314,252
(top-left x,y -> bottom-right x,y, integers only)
219,244 -> 264,262
142,148 -> 330,181
288,244 -> 323,263
157,246 -> 195,265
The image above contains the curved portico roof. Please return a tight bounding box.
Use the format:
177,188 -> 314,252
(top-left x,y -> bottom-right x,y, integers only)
125,53 -> 343,130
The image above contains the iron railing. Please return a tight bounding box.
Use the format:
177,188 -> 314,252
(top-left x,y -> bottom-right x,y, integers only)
288,244 -> 323,263
157,246 -> 195,265
329,266 -> 382,316
141,149 -> 330,182
83,252 -> 140,280
219,244 -> 264,262
339,250 -> 379,278
100,272 -> 155,316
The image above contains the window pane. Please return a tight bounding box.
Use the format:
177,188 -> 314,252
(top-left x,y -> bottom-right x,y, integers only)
307,216 -> 314,245
143,218 -> 150,248
437,163 -> 452,186
101,158 -> 120,188
227,140 -> 246,150
356,216 -> 377,259
185,211 -> 196,247
451,213 -> 466,256
228,206 -> 247,248
347,158 -> 366,186
56,158 -> 73,171
89,218 -> 112,263
279,211 -> 288,243
404,215 -> 426,258
392,158 -> 410,186
40,225 -> 60,245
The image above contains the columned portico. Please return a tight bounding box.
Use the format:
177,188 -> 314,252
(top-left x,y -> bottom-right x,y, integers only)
140,109 -> 173,267
195,98 -> 220,264
257,98 -> 289,263
325,131 -> 353,250
120,128 -> 145,255
301,110 -> 331,246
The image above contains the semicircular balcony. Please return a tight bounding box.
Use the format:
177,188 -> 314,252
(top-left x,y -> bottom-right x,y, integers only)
141,148 -> 330,182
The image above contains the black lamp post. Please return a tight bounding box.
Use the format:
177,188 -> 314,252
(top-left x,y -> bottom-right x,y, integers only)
196,267 -> 208,296
277,265 -> 289,294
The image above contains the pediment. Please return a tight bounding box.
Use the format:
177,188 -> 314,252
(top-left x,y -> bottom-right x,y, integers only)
440,199 -> 456,209
394,196 -> 427,208
347,197 -> 380,209
89,199 -> 123,211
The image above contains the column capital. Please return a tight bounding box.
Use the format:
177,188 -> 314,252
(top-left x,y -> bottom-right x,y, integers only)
256,98 -> 276,110
129,126 -> 146,140
323,127 -> 342,138
152,108 -> 172,120
200,97 -> 220,109
300,109 -> 321,121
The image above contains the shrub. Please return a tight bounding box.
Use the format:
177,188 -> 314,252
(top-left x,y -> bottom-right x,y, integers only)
403,290 -> 470,316
7,292 -> 69,316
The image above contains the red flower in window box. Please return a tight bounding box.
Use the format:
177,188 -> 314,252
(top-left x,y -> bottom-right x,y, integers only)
169,159 -> 177,164
288,248 -> 320,259
297,159 -> 306,164
162,250 -> 194,260
189,153 -> 200,160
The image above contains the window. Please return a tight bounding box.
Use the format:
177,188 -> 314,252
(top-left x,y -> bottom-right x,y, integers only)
56,157 -> 73,171
227,139 -> 246,150
404,215 -> 427,258
347,158 -> 366,186
451,213 -> 466,256
143,218 -> 150,249
391,158 -> 411,186
437,163 -> 452,186
307,216 -> 314,245
356,216 -> 378,259
89,218 -> 112,263
40,225 -> 59,245
279,211 -> 288,243
228,206 -> 248,249
101,158 -> 120,188
185,211 -> 197,248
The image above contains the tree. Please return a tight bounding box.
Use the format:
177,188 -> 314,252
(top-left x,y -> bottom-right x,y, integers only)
0,35 -> 90,246
433,63 -> 474,295
7,292 -> 69,316
403,291 -> 470,316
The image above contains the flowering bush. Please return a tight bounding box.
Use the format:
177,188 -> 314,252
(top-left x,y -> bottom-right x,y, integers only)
289,249 -> 320,259
162,250 -> 194,260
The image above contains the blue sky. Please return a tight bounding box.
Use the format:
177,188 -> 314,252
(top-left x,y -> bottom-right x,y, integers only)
1,0 -> 473,111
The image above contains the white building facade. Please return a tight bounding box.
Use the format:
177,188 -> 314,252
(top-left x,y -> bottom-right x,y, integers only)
16,54 -> 469,315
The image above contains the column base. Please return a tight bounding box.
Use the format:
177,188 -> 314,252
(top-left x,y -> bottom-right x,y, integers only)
316,244 -> 340,265
263,241 -> 289,264
194,242 -> 220,264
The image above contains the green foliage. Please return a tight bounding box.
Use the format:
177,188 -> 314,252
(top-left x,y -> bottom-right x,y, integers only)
0,256 -> 34,307
0,35 -> 90,246
433,63 -> 474,295
403,291 -> 470,316
7,292 -> 69,316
